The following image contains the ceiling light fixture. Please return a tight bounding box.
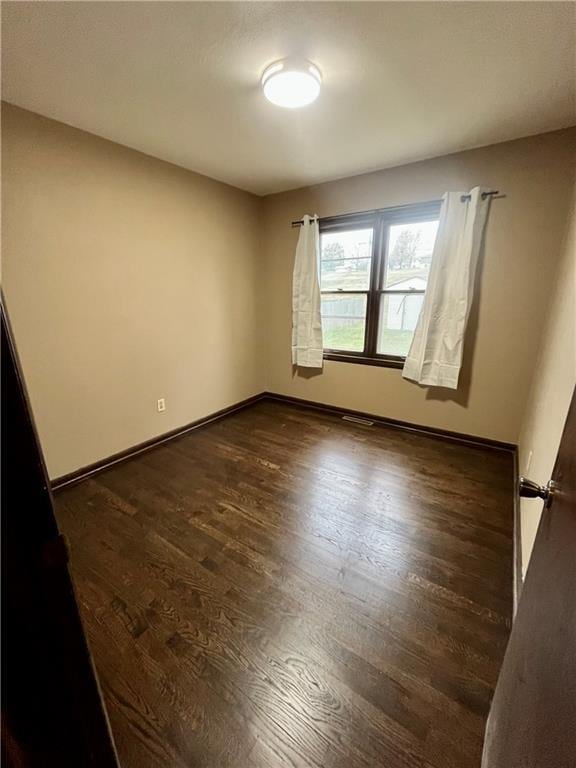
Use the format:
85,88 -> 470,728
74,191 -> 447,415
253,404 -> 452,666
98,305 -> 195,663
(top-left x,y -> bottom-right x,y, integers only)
261,58 -> 322,108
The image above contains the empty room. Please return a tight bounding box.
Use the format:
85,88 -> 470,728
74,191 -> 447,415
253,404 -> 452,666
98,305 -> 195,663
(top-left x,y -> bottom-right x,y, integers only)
1,2 -> 575,767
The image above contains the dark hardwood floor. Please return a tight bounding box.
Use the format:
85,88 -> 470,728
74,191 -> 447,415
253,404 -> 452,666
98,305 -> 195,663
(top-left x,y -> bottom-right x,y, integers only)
55,400 -> 514,768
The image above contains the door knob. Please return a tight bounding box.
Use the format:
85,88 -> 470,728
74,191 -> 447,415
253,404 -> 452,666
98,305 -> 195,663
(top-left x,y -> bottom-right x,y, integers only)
519,477 -> 554,502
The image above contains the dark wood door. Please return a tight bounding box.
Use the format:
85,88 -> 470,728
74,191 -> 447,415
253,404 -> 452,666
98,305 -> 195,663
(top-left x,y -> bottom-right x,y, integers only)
482,388 -> 576,768
1,300 -> 120,767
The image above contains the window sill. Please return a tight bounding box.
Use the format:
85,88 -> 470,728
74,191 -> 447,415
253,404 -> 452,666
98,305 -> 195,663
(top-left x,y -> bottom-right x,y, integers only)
323,352 -> 405,370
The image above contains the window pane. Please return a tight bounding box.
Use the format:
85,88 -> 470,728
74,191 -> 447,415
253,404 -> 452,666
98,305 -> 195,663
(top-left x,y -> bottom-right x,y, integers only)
320,229 -> 373,291
322,294 -> 367,352
377,293 -> 424,357
384,220 -> 439,289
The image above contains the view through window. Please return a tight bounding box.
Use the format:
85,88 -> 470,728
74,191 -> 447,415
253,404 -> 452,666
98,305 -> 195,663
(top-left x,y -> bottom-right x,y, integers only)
319,202 -> 440,365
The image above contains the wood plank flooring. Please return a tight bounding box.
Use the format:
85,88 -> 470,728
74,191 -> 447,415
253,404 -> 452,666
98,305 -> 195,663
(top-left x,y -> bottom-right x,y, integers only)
55,400 -> 514,768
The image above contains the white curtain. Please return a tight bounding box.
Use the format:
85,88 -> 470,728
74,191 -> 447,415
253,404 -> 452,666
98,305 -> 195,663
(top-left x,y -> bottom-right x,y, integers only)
292,214 -> 323,368
402,187 -> 491,389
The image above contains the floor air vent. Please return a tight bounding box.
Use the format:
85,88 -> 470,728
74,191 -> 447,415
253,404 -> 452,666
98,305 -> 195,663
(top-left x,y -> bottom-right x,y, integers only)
342,415 -> 374,426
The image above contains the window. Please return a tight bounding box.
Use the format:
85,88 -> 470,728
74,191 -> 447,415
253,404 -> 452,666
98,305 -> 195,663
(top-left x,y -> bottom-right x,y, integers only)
319,201 -> 440,367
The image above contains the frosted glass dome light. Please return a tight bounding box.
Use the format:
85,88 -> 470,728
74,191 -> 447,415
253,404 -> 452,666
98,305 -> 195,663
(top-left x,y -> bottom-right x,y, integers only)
261,59 -> 322,108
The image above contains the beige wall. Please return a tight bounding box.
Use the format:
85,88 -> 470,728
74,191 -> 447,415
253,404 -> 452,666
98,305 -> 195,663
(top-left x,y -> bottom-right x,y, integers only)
261,129 -> 576,444
2,104 -> 264,479
518,190 -> 575,578
3,103 -> 574,486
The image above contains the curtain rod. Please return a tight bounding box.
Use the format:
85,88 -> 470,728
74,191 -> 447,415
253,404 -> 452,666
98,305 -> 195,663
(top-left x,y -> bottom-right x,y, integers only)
290,190 -> 504,227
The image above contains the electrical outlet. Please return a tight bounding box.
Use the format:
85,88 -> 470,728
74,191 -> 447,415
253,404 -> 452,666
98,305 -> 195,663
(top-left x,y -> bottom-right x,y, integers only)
157,398 -> 166,413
